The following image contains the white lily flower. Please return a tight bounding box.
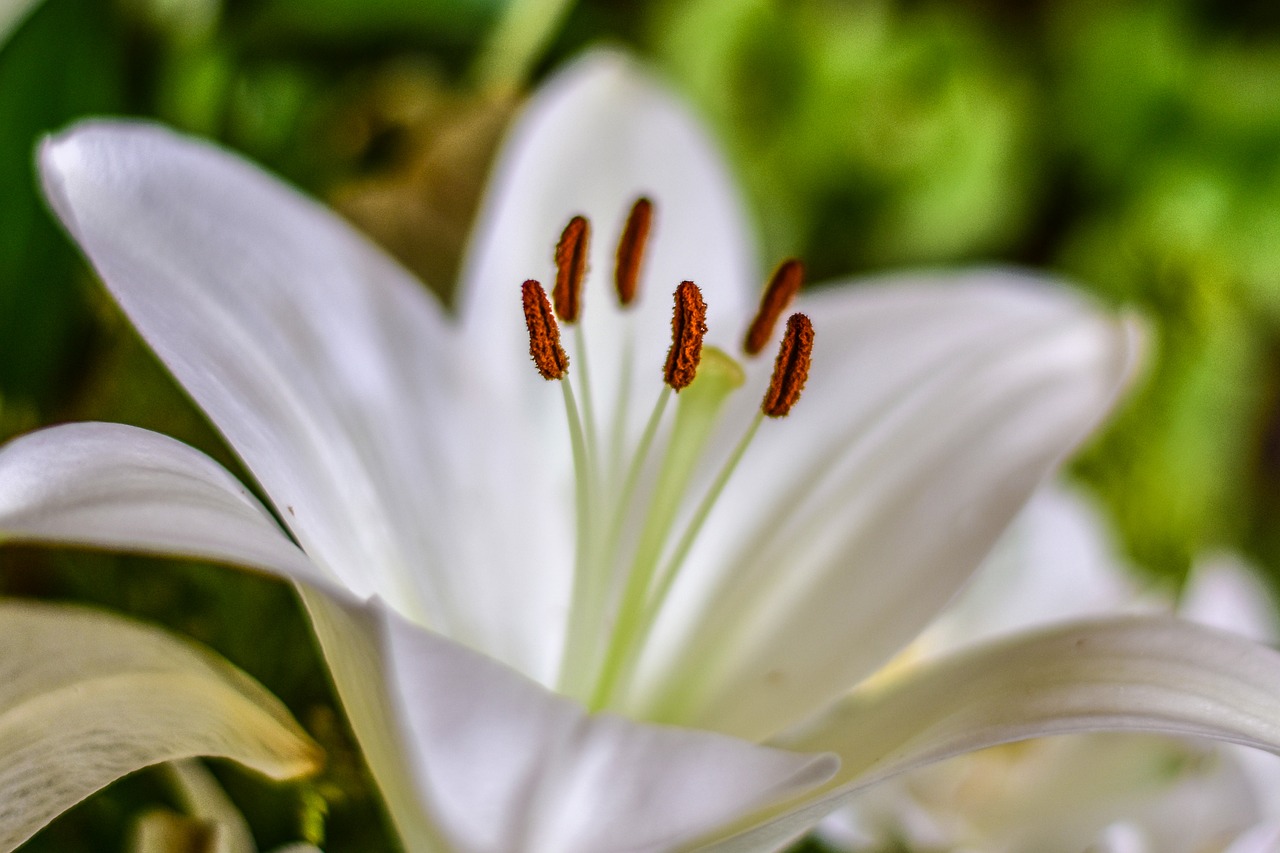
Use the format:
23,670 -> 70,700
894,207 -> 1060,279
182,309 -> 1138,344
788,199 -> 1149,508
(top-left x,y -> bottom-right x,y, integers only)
5,50 -> 1280,852
821,489 -> 1280,853
0,600 -> 320,851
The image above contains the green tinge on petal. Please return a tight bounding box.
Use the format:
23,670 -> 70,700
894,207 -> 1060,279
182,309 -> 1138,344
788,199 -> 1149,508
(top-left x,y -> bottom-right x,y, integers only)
0,601 -> 321,853
690,616 -> 1280,852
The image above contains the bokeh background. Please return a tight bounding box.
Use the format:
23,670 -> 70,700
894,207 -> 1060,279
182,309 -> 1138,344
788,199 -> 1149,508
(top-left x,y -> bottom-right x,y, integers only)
4,0 -> 1280,849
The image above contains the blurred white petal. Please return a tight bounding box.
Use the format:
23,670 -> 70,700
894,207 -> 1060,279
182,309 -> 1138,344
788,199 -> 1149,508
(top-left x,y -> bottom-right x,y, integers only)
0,601 -> 319,853
0,422 -> 320,585
709,618 -> 1280,851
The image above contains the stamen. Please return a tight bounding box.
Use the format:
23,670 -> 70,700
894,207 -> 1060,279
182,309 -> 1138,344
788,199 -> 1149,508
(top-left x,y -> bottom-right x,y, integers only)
589,347 -> 746,710
762,313 -> 814,417
614,197 -> 653,307
521,279 -> 569,380
743,259 -> 805,356
664,280 -> 707,391
554,215 -> 590,323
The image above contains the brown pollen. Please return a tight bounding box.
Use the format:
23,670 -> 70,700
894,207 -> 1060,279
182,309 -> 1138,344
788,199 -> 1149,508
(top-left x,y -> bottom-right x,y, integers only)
522,280 -> 569,380
664,280 -> 708,391
614,197 -> 653,307
762,313 -> 814,417
743,259 -> 805,356
553,215 -> 590,323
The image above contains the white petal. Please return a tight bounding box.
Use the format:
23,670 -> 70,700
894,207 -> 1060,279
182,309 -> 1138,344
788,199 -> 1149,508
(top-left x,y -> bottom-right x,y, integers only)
696,616 -> 1280,851
460,49 -> 756,452
641,271 -> 1143,739
825,734 -> 1259,853
918,482 -> 1148,653
1181,553 -> 1278,644
296,587 -> 448,851
0,600 -> 320,852
0,422 -> 320,585
309,590 -> 836,853
1224,822 -> 1280,853
39,122 -> 568,679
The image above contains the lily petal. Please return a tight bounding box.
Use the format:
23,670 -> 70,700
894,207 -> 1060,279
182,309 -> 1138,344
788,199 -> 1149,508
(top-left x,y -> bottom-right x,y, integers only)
307,589 -> 836,853
461,49 -> 756,446
643,271 -> 1143,740
38,122 -> 567,679
695,616 -> 1280,851
0,600 -> 320,852
1181,553 -> 1278,644
0,422 -> 320,585
917,483 -> 1147,652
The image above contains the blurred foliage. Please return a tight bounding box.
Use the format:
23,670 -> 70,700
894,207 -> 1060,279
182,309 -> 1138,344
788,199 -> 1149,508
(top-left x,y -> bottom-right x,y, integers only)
647,0 -> 1280,596
6,0 -> 1280,849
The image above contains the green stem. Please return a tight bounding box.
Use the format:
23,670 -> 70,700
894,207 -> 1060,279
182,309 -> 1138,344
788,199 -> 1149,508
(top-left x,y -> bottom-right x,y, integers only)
626,413 -> 764,678
573,322 -> 601,480
471,0 -> 579,91
557,378 -> 598,699
588,349 -> 744,709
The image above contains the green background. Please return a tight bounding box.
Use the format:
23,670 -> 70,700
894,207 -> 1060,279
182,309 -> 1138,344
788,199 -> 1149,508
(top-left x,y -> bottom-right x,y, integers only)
4,0 -> 1280,849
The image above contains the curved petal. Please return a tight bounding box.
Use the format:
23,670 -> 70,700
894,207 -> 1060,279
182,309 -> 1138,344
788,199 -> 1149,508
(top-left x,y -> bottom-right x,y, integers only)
306,588 -> 836,853
916,483 -> 1147,653
0,422 -> 321,585
640,270 -> 1143,739
460,49 -> 757,454
0,600 -> 320,852
693,616 -> 1280,852
38,122 -> 568,680
1181,553 -> 1278,644
821,733 -> 1260,853
297,587 -> 450,851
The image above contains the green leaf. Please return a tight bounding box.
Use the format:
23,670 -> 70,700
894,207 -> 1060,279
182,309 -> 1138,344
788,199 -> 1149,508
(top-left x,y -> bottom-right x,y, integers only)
0,0 -> 127,418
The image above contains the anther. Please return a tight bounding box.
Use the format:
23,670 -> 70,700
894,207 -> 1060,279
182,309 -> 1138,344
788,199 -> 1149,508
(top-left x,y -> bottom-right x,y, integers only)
743,259 -> 805,356
664,281 -> 708,391
554,215 -> 590,323
614,197 -> 653,307
522,280 -> 569,380
762,313 -> 814,417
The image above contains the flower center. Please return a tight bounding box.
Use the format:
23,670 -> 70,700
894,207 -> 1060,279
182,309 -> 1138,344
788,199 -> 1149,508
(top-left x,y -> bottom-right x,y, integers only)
520,200 -> 814,710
